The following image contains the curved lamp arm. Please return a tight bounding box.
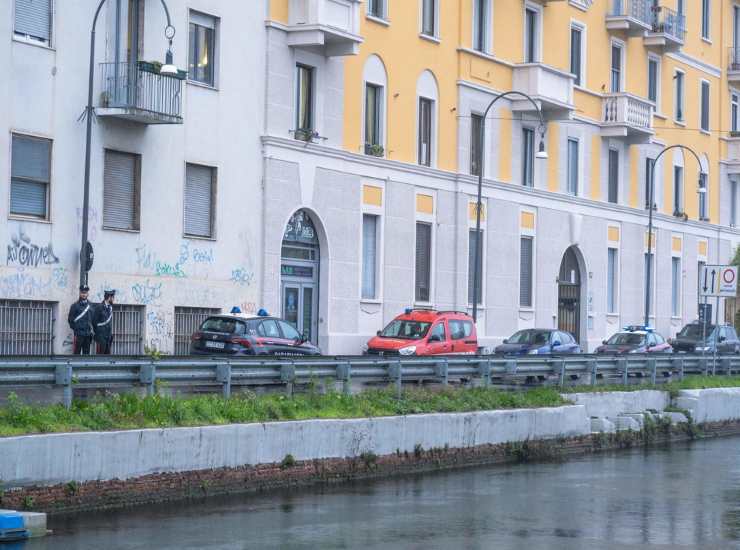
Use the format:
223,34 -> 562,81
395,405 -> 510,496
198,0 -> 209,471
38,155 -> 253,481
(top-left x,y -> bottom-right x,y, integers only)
481,90 -> 548,159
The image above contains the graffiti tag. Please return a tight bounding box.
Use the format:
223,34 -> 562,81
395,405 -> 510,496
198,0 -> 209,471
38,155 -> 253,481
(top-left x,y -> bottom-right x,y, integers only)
7,231 -> 59,267
131,280 -> 163,305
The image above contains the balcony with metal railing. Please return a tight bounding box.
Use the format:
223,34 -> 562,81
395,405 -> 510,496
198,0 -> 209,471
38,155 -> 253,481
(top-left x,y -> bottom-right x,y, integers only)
285,0 -> 363,57
644,6 -> 685,52
96,62 -> 184,125
729,48 -> 740,84
606,0 -> 653,36
601,93 -> 654,143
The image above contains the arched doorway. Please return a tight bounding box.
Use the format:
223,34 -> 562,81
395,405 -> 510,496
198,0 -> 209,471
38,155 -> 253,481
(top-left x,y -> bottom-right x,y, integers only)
281,210 -> 320,344
558,247 -> 582,342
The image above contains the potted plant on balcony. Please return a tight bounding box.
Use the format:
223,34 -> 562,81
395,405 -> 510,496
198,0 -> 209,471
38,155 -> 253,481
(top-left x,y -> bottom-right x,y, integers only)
137,60 -> 187,80
673,210 -> 689,221
294,128 -> 319,142
364,143 -> 384,157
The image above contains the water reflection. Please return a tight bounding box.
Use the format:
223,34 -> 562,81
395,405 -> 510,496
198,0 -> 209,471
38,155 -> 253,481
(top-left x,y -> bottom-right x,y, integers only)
21,438 -> 740,549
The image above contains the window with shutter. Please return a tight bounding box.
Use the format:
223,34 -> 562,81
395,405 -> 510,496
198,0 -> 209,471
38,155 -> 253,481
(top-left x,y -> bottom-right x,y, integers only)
14,0 -> 52,44
520,237 -> 533,307
567,139 -> 579,195
103,150 -> 140,231
470,113 -> 483,176
415,222 -> 432,302
10,134 -> 50,219
607,248 -> 618,313
700,81 -> 710,132
608,149 -> 619,204
418,97 -> 433,166
468,229 -> 483,305
570,26 -> 582,87
522,128 -> 534,187
362,214 -> 378,299
184,164 -> 215,238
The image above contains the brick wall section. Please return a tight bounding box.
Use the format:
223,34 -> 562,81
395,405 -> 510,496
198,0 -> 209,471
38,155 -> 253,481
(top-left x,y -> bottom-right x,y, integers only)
2,420 -> 739,515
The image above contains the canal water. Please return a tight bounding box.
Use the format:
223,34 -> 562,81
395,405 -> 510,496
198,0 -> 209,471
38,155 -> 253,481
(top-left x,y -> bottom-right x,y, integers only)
22,437 -> 740,549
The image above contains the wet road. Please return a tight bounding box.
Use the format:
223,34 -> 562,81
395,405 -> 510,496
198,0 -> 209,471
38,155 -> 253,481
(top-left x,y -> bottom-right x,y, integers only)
22,437 -> 740,549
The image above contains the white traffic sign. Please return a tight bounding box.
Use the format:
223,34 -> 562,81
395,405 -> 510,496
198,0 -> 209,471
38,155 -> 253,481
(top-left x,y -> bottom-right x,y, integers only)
700,265 -> 738,298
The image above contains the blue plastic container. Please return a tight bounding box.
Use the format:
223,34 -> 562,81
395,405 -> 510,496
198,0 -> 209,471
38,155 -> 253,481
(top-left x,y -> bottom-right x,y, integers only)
0,511 -> 28,542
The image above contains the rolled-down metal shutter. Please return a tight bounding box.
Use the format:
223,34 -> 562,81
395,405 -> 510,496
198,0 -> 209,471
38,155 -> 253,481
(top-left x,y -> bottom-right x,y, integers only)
14,0 -> 51,42
415,222 -> 431,302
10,134 -> 49,217
520,237 -> 533,307
104,150 -> 139,230
184,164 -> 214,237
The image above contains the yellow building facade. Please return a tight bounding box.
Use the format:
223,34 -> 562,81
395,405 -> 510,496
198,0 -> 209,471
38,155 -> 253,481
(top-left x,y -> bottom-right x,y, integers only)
264,0 -> 740,352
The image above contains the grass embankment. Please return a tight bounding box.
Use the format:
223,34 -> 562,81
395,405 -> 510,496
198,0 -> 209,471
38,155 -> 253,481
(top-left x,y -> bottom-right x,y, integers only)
0,386 -> 569,437
562,375 -> 740,396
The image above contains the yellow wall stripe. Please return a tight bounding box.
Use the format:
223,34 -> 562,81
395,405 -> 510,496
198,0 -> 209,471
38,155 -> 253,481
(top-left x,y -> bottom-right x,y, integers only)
416,194 -> 434,215
521,211 -> 535,230
363,185 -> 383,207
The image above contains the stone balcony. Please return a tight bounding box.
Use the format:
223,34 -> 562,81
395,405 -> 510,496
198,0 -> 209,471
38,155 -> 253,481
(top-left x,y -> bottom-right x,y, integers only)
729,48 -> 740,85
601,93 -> 654,143
285,0 -> 363,57
725,138 -> 740,175
510,63 -> 575,117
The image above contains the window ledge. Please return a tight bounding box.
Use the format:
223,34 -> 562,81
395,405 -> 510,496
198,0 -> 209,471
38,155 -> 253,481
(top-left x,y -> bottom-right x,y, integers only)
366,14 -> 390,26
8,215 -> 51,225
414,302 -> 434,308
419,33 -> 441,44
183,234 -> 217,242
674,120 -> 686,127
103,226 -> 140,234
700,129 -> 711,136
653,112 -> 667,120
519,307 -> 535,313
12,36 -> 54,51
360,298 -> 383,305
606,313 -> 620,319
701,37 -> 712,45
187,80 -> 219,92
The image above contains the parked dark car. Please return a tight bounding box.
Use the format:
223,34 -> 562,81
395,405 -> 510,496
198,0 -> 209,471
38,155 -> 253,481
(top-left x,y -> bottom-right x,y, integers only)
596,326 -> 672,355
494,329 -> 581,356
670,322 -> 740,354
190,314 -> 321,356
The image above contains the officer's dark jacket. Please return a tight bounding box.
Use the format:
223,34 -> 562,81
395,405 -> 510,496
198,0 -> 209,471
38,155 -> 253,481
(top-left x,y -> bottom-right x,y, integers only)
68,300 -> 94,337
93,302 -> 114,343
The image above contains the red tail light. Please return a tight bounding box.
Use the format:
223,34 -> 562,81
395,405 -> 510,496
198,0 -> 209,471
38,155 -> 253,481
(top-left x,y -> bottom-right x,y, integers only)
230,337 -> 251,349
191,332 -> 203,341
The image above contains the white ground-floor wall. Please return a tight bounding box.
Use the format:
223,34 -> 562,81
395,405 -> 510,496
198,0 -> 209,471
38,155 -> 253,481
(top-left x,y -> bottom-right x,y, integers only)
261,137 -> 740,355
0,137 -> 738,356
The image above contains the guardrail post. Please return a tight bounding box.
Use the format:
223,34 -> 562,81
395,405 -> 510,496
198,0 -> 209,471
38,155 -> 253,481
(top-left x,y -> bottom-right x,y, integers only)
505,360 -> 517,380
435,359 -> 448,386
388,361 -> 402,398
216,363 -> 232,399
55,364 -> 73,409
721,357 -> 731,376
701,357 -> 709,376
140,363 -> 156,396
336,362 -> 351,395
478,359 -> 491,387
672,357 -> 684,381
618,359 -> 628,386
649,358 -> 657,385
280,363 -> 296,396
558,360 -> 566,387
589,360 -> 598,386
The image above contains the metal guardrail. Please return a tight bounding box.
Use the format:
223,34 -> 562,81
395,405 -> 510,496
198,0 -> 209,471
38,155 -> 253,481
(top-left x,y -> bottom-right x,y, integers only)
1,354 -> 739,409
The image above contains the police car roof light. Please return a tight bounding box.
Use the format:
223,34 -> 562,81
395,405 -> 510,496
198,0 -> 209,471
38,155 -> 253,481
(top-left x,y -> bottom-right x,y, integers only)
257,308 -> 269,317
230,306 -> 242,314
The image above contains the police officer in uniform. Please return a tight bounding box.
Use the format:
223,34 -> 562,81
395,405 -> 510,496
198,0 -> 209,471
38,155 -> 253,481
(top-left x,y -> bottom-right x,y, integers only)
68,285 -> 94,355
94,289 -> 115,355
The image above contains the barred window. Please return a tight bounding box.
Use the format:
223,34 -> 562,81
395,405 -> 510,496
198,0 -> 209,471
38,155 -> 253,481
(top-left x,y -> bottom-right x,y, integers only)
174,306 -> 220,355
0,300 -> 54,355
112,305 -> 144,355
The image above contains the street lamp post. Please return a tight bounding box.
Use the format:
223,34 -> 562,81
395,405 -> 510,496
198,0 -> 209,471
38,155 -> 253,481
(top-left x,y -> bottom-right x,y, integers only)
79,0 -> 176,288
472,92 -> 548,323
644,144 -> 704,327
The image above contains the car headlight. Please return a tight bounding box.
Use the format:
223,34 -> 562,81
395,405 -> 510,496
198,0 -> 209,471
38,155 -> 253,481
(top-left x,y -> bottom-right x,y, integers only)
628,348 -> 642,354
398,345 -> 417,356
696,346 -> 711,352
528,348 -> 539,355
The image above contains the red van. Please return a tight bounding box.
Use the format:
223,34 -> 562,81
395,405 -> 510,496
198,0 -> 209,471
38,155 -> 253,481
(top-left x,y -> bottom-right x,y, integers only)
364,309 -> 478,356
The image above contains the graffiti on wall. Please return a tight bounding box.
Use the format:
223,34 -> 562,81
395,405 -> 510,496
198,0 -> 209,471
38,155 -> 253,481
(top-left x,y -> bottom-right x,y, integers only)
131,280 -> 163,305
135,241 -> 217,280
230,267 -> 255,286
7,230 -> 59,267
76,206 -> 100,241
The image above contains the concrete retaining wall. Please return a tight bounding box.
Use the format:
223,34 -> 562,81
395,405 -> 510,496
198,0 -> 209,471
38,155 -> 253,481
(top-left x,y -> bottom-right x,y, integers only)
674,388 -> 740,423
0,406 -> 590,487
566,390 -> 671,418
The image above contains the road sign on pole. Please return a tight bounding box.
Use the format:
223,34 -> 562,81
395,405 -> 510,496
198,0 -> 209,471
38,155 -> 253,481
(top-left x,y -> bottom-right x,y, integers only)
700,265 -> 738,298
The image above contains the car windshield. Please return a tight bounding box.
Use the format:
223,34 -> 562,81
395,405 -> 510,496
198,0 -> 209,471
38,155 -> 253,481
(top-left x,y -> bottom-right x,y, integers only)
677,324 -> 716,339
380,320 -> 432,340
508,330 -> 551,345
606,333 -> 644,346
200,317 -> 245,334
